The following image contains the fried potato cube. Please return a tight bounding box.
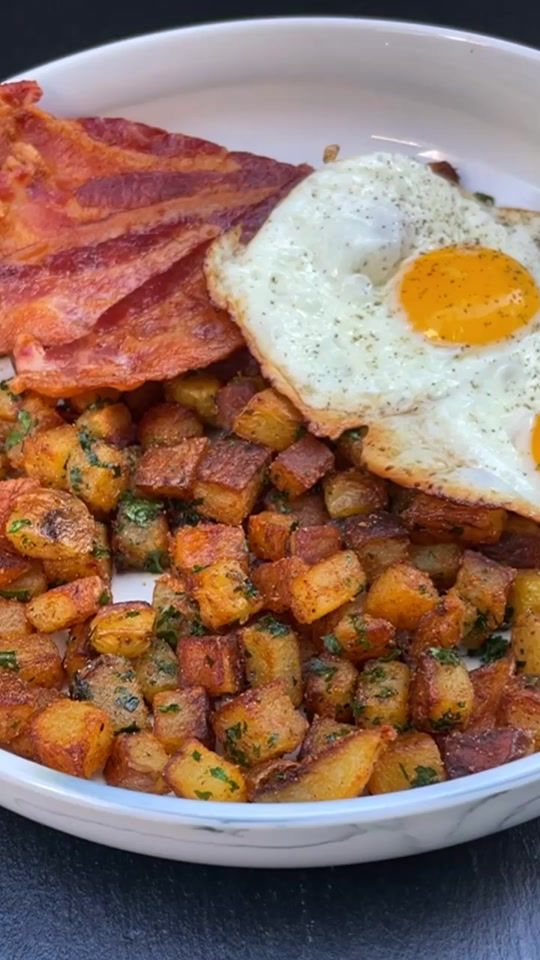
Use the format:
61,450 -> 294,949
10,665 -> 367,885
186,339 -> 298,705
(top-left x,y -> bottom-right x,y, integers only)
122,382 -> 162,418
498,675 -> 540,748
22,424 -> 78,490
409,542 -> 463,589
0,633 -> 63,688
63,623 -> 95,681
134,438 -> 208,501
31,699 -> 113,778
9,686 -> 63,760
400,492 -> 506,545
304,655 -> 358,722
164,738 -> 247,801
365,562 -> 438,630
299,716 -> 356,759
368,731 -> 446,793
216,377 -> 261,431
0,546 -> 30,589
247,511 -> 296,561
410,594 -> 466,656
5,488 -> 94,560
0,559 -> 47,600
76,403 -> 134,448
5,396 -> 64,471
440,727 -> 533,779
512,569 -> 540,617
335,428 -> 365,469
178,633 -> 244,696
320,607 -> 396,665
135,638 -> 178,704
290,550 -> 365,624
410,648 -> 474,733
193,438 -> 271,525
252,727 -> 392,802
269,435 -> 335,497
451,550 -> 515,648
245,758 -> 297,799
26,575 -> 106,633
342,510 -> 410,582
289,524 -> 343,566
251,557 -> 309,613
482,515 -> 540,569
0,379 -> 19,425
69,389 -> 120,413
43,521 -> 111,586
0,674 -> 42,745
193,559 -> 262,630
137,402 -> 203,449
153,686 -> 211,753
66,431 -> 130,514
232,388 -> 302,451
0,597 -> 32,639
164,372 -> 221,424
467,655 -> 514,732
172,522 -> 247,573
240,615 -> 303,705
213,681 -> 307,767
152,573 -> 202,649
89,602 -> 155,658
512,611 -> 540,674
71,654 -> 149,733
354,659 -> 410,730
323,469 -> 388,520
264,488 -> 330,526
104,731 -> 168,793
112,492 -> 169,573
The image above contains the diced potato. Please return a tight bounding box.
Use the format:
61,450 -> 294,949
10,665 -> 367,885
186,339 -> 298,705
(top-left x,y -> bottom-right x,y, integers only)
409,542 -> 463,589
318,606 -> 396,665
63,623 -> 95,681
164,372 -> 220,424
9,686 -> 63,760
172,522 -> 247,573
323,469 -> 387,519
290,524 -> 343,566
354,659 -> 410,730
240,615 -> 303,705
451,550 -> 515,648
299,716 -> 356,759
482,517 -> 540,569
193,559 -> 262,630
251,557 -> 308,613
247,511 -> 296,561
5,396 -> 64,471
304,655 -> 358,721
0,379 -> 20,425
31,699 -> 114,778
264,488 -> 330,527
164,738 -> 247,801
0,633 -> 63,688
0,546 -> 30,589
365,562 -> 438,630
233,388 -> 302,451
193,438 -> 271,525
0,477 -> 40,529
22,424 -> 78,490
410,594 -> 466,656
134,438 -> 208,500
0,597 -> 32,639
71,654 -> 149,733
269,435 -> 335,497
245,758 -> 297,800
400,492 -> 506,545
137,402 -> 203,449
178,634 -> 244,696
112,492 -> 169,573
290,550 -> 365,624
213,681 -> 308,767
216,377 -> 261,432
468,655 -> 514,732
342,510 -> 410,582
153,686 -> 211,753
410,647 -> 474,733
335,428 -> 365,469
69,389 -> 120,413
368,731 -> 446,793
123,382 -> 163,418
104,731 -> 168,793
26,575 -> 106,633
0,560 -> 47,600
152,573 -> 203,649
5,488 -> 94,560
43,520 -> 112,585
0,674 -> 42,745
76,402 -> 134,448
89,602 -> 155,658
252,727 -> 392,802
498,675 -> 540,748
512,611 -> 540,674
512,569 -> 540,617
440,727 -> 533,778
135,638 -> 178,703
66,431 -> 130,514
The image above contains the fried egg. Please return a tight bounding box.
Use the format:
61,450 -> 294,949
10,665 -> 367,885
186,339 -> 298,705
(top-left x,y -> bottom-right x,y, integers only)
206,153 -> 540,519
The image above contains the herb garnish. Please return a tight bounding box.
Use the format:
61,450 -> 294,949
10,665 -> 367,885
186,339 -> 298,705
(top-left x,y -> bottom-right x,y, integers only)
158,703 -> 181,714
78,426 -> 121,476
428,647 -> 461,667
5,410 -> 34,451
0,650 -> 18,671
119,491 -> 164,527
210,766 -> 240,792
256,615 -> 290,636
477,634 -> 510,664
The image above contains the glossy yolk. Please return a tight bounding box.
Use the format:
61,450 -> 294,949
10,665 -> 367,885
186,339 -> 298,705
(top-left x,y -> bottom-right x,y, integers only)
399,246 -> 540,345
531,415 -> 540,467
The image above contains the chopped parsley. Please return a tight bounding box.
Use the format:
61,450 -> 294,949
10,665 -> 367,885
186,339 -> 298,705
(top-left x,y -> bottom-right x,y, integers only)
125,610 -> 140,619
363,665 -> 387,683
224,722 -> 249,766
70,676 -> 93,700
68,466 -> 84,493
114,688 -> 141,713
428,647 -> 461,667
325,727 -> 351,745
158,703 -> 181,714
0,588 -> 30,602
155,606 -> 184,647
308,659 -> 338,681
266,733 -> 280,748
78,426 -> 121,476
91,543 -> 111,559
195,790 -> 212,800
431,709 -> 463,731
98,590 -> 111,606
256,615 -> 290,636
478,634 -> 510,664
192,564 -> 209,574
0,380 -> 15,399
349,613 -> 371,648
0,650 -> 18,671
323,633 -> 342,655
243,578 -> 259,601
191,750 -> 202,762
144,550 -> 168,574
294,424 -> 307,441
156,659 -> 177,677
210,766 -> 240,792
474,191 -> 495,205
5,410 -> 34,451
7,518 -> 31,535
342,427 -> 366,443
410,765 -> 439,788
473,610 -> 490,633
168,499 -> 204,528
269,490 -> 291,514
119,491 -> 164,527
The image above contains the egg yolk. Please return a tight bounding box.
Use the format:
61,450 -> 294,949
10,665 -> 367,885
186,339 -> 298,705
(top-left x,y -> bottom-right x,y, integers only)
531,415 -> 540,467
400,246 -> 540,346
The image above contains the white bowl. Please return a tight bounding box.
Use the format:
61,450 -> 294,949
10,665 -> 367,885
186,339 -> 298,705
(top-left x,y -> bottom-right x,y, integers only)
4,17 -> 540,867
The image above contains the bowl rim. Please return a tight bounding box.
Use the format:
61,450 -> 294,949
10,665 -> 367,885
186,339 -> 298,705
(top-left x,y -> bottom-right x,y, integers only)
4,15 -> 540,828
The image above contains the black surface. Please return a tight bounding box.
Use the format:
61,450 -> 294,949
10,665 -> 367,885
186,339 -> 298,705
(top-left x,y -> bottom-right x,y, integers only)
1,3 -> 540,959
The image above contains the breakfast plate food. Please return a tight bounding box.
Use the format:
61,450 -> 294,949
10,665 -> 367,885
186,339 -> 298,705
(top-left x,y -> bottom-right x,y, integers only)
1,17 -> 540,867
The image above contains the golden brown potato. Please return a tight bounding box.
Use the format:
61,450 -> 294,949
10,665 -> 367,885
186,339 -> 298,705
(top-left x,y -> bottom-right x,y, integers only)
153,686 -> 211,754
193,559 -> 262,630
240,616 -> 303,705
512,570 -> 540,617
43,521 -> 112,585
440,727 -> 533,779
299,716 -> 356,759
264,488 -> 330,527
71,654 -> 149,733
323,469 -> 387,519
112,492 -> 169,573
26,575 -> 106,633
0,547 -> 30,590
172,522 -> 248,573
213,681 -> 308,767
0,597 -> 32,639
365,563 -> 438,631
178,634 -> 244,697
164,738 -> 247,801
215,376 -> 262,432
0,633 -> 63,688
304,654 -> 358,722
368,731 -> 446,793
341,511 -> 410,583
122,382 -> 162,418
451,550 -> 515,648
135,638 -> 178,704
63,623 -> 96,681
269,435 -> 335,497
498,675 -> 540,748
134,439 -> 208,500
0,674 -> 43,746
5,396 -> 64,471
233,388 -> 302,451
247,511 -> 296,561
193,438 -> 271,525
410,647 -> 474,733
400,492 -> 506,545
31,699 -> 114,778
89,602 -> 155,658
316,605 -> 396,665
468,655 -> 514,732
0,560 -> 47,601
512,611 -> 540,674
76,402 -> 134,448
152,573 -> 203,649
354,659 -> 410,730
5,488 -> 94,560
9,686 -> 63,760
245,758 -> 298,800
482,515 -> 540,569
289,550 -> 365,624
289,524 -> 343,566
66,431 -> 130,515
137,402 -> 203,449
410,594 -> 467,656
22,424 -> 78,490
251,557 -> 308,614
335,428 -> 365,469
69,389 -> 120,414
164,372 -> 221,424
409,542 -> 463,589
104,731 -> 168,793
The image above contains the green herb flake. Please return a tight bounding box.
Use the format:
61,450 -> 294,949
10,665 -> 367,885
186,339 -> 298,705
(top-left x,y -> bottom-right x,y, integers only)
91,543 -> 111,559
7,518 -> 31,534
209,766 -> 240,792
169,499 -> 204,528
478,634 -> 510,664
195,790 -> 213,801
125,610 -> 140,619
68,466 -> 84,492
257,615 -> 290,637
114,688 -> 141,713
144,550 -> 167,574
431,709 -> 463,731
0,650 -> 18,671
323,633 -> 342,655
410,765 -> 439,788
270,490 -> 291,514
192,564 -> 209,574
243,578 -> 259,601
98,590 -> 111,606
325,728 -> 351,745
5,410 -> 34,451
0,588 -> 30,602
308,659 -> 338,681
350,613 -> 371,649
428,647 -> 461,667
363,665 -> 387,683
191,750 -> 202,762
473,610 -> 490,633
78,426 -> 121,476
119,491 -> 164,527
474,191 -> 495,205
266,733 -> 280,748
158,703 -> 181,714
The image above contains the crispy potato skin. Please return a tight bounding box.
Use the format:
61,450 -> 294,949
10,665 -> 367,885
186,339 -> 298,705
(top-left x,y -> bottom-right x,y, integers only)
153,686 -> 211,754
172,523 -> 247,573
269,435 -> 335,498
365,563 -> 438,630
299,717 -> 356,760
89,601 -> 155,658
22,424 -> 78,490
0,674 -> 44,746
104,731 -> 169,794
354,659 -> 410,730
9,686 -> 63,760
135,439 -> 208,499
71,654 -> 149,733
304,655 -> 358,722
498,676 -> 540,748
137,402 -> 203,449
164,738 -> 247,802
411,594 -> 466,656
264,489 -> 330,527
178,634 -> 245,697
0,597 -> 32,638
0,633 -> 64,688
26,575 -> 105,633
233,388 -> 302,451
216,377 -> 261,432
251,557 -> 308,613
342,511 -> 410,582
247,512 -> 296,561
368,731 -> 446,794
31,699 -> 114,778
193,559 -> 262,630
164,373 -> 220,424
5,488 -> 94,560
289,550 -> 365,624
213,681 -> 308,767
410,649 -> 474,734
63,623 -> 96,681
512,570 -> 540,617
135,638 -> 178,704
400,493 -> 506,545
313,604 -> 396,665
440,728 -> 534,779
468,656 -> 515,732
323,469 -> 387,520
451,550 -> 515,648
512,611 -> 540,674
409,542 -> 463,589
193,438 -> 271,525
290,524 -> 343,566
240,618 -> 303,706
66,439 -> 130,514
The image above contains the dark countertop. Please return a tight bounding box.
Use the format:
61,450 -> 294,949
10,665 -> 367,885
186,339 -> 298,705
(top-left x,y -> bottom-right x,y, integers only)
1,3 -> 540,958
